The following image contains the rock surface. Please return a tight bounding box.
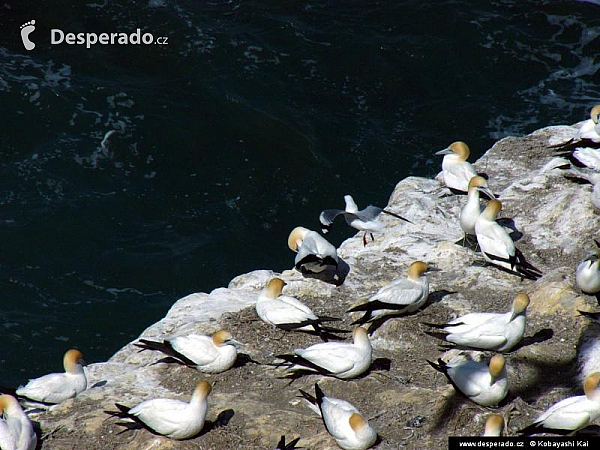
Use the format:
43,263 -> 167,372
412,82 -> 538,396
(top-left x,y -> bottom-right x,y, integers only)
34,125 -> 600,449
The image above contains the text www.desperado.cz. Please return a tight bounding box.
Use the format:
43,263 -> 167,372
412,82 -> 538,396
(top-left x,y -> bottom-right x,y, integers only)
51,29 -> 168,48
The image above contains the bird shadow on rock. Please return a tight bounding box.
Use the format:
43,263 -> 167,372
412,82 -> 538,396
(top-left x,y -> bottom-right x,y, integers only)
496,217 -> 522,242
503,354 -> 579,405
233,353 -> 263,368
299,257 -> 350,286
505,329 -> 554,353
364,290 -> 457,336
575,425 -> 600,436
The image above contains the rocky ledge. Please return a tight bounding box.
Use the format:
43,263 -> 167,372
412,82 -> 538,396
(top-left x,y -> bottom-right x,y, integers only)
35,125 -> 600,449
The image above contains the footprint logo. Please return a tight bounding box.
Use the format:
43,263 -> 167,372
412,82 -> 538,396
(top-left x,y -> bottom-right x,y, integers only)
20,20 -> 36,51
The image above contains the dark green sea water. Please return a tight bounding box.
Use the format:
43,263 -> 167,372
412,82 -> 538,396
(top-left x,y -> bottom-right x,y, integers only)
1,0 -> 600,386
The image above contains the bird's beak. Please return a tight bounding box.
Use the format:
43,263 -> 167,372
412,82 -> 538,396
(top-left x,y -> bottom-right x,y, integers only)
435,147 -> 453,156
477,186 -> 496,200
226,338 -> 243,348
426,265 -> 441,273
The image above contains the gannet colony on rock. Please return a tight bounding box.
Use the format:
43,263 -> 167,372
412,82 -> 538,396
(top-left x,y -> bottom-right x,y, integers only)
8,121 -> 600,449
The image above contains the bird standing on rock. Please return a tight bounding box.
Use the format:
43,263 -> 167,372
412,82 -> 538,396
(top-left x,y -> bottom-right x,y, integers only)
0,394 -> 37,450
256,278 -> 347,339
427,354 -> 508,407
275,327 -> 372,379
105,380 -> 213,440
435,141 -> 478,194
299,383 -> 377,450
550,105 -> 600,151
518,372 -> 600,435
474,200 -> 542,279
423,293 -> 530,352
1,349 -> 87,406
459,175 -> 495,240
135,329 -> 240,373
576,246 -> 600,297
347,261 -> 438,325
319,194 -> 412,246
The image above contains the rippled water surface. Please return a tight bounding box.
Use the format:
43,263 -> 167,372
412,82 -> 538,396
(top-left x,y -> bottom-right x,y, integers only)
1,0 -> 600,385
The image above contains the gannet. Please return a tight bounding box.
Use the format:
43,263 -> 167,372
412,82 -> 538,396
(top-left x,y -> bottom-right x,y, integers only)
518,372 -> 600,435
135,329 -> 240,373
576,248 -> 600,295
423,293 -> 530,352
0,412 -> 15,450
14,349 -> 87,405
427,355 -> 508,406
551,105 -> 600,151
106,380 -> 212,440
276,327 -> 372,379
435,141 -> 478,193
288,226 -> 339,274
257,278 -> 346,339
0,395 -> 37,450
299,383 -> 377,450
459,175 -> 496,238
319,194 -> 412,246
275,435 -> 302,450
347,261 -> 439,325
483,414 -> 504,436
474,200 -> 542,279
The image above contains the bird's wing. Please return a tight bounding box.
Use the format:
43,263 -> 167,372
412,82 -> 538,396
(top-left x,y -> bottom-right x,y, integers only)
355,205 -> 383,222
477,225 -> 514,260
574,147 -> 600,171
369,279 -> 423,306
447,361 -> 488,397
296,344 -> 356,374
319,209 -> 346,233
262,298 -> 316,325
171,335 -> 218,366
447,323 -> 508,349
130,399 -> 187,436
17,373 -> 77,404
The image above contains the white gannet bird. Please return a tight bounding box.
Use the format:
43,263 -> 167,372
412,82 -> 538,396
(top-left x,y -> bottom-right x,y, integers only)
459,175 -> 496,239
106,380 -> 212,440
319,194 -> 412,246
576,247 -> 600,295
12,349 -> 87,405
276,327 -> 372,380
427,354 -> 508,407
299,383 -> 377,450
518,372 -> 600,435
256,278 -> 346,339
483,414 -> 504,436
0,411 -> 15,450
347,261 -> 439,325
435,141 -> 478,194
423,293 -> 530,352
474,199 -> 542,280
288,226 -> 339,274
135,329 -> 240,373
551,105 -> 600,151
0,395 -> 37,450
